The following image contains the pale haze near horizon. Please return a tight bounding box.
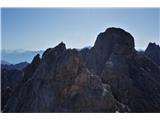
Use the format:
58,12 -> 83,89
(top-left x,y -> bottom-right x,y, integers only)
1,8 -> 160,51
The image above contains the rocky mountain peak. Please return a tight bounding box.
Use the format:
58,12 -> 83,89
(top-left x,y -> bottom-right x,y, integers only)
42,42 -> 66,59
3,27 -> 160,113
80,27 -> 135,75
32,54 -> 41,63
4,41 -> 126,112
55,41 -> 66,50
147,42 -> 159,48
94,27 -> 135,56
145,42 -> 160,66
23,54 -> 41,81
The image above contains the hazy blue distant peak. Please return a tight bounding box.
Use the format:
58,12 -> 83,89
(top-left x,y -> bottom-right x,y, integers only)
1,49 -> 44,64
1,60 -> 11,65
76,46 -> 92,51
137,49 -> 145,52
2,49 -> 44,53
82,46 -> 92,49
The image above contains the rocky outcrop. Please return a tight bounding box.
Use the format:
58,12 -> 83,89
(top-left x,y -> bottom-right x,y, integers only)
4,42 -> 126,112
144,42 -> 160,66
101,51 -> 160,112
80,28 -> 160,112
3,27 -> 160,113
23,54 -> 41,81
95,28 -> 160,112
1,57 -> 35,111
80,28 -> 135,75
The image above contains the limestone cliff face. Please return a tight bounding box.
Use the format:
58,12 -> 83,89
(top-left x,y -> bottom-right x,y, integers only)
3,27 -> 160,113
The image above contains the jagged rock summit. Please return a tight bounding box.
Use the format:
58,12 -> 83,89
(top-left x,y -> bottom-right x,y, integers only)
81,28 -> 160,112
94,28 -> 135,56
80,27 -> 135,75
3,27 -> 160,113
4,39 -> 128,112
145,42 -> 160,66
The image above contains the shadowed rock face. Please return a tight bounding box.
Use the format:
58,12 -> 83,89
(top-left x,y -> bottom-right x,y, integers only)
3,27 -> 160,113
145,42 -> 160,66
4,42 -> 127,113
94,29 -> 160,112
23,54 -> 41,81
80,28 -> 135,75
101,51 -> 160,112
1,69 -> 24,111
81,28 -> 160,112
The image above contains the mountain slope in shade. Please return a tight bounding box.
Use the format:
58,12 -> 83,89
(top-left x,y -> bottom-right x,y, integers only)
1,61 -> 29,110
4,42 -> 129,112
1,69 -> 24,110
1,62 -> 29,70
80,28 -> 160,112
3,27 -> 160,113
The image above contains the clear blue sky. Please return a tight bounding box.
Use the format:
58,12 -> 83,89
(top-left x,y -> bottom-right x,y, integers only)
1,8 -> 160,51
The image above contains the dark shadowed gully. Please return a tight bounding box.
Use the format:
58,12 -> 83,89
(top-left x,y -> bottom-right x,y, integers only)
2,27 -> 160,113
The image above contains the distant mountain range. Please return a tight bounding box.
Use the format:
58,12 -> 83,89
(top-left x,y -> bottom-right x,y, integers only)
1,62 -> 29,70
1,49 -> 44,64
1,60 -> 11,65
